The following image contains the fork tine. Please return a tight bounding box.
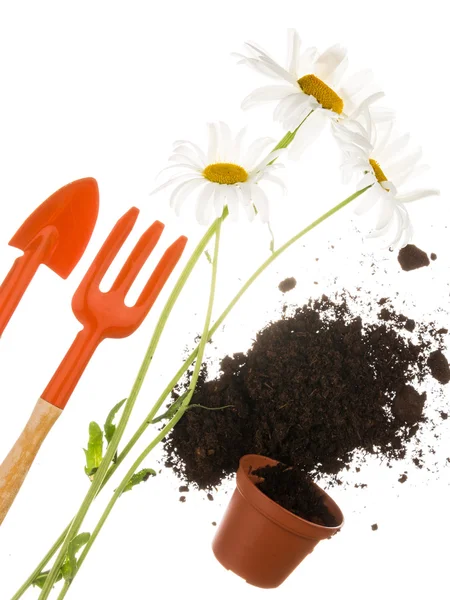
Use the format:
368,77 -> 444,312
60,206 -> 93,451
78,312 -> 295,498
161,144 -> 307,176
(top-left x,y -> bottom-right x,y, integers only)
81,208 -> 139,287
110,220 -> 165,295
135,235 -> 188,313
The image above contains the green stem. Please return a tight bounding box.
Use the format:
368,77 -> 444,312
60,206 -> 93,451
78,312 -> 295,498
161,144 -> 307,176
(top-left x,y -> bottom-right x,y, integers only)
57,213 -> 224,599
37,215 -> 224,599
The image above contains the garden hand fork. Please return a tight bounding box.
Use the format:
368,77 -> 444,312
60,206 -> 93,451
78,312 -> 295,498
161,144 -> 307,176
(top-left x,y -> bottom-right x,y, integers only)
0,207 -> 187,524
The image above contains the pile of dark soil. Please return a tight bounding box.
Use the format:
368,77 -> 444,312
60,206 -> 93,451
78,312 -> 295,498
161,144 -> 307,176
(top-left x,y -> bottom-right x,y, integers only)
253,463 -> 338,527
165,294 -> 447,490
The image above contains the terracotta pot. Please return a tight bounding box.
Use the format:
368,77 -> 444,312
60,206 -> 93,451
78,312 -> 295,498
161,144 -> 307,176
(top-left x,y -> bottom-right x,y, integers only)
212,454 -> 344,588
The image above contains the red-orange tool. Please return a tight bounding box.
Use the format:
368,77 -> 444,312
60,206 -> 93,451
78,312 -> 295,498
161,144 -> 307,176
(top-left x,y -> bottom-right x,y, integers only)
0,208 -> 187,524
0,178 -> 100,337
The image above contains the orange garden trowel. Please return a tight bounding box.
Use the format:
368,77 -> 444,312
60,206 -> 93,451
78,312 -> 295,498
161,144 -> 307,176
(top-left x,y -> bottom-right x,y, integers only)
0,178 -> 100,337
0,207 -> 187,525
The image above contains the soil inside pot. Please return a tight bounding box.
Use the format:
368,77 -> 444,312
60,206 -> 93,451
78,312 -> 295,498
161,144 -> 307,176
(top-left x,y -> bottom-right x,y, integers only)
253,463 -> 338,527
165,293 -> 447,490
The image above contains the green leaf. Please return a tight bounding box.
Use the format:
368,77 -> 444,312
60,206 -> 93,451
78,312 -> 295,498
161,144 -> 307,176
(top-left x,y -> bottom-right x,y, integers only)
32,570 -> 63,589
122,468 -> 156,493
104,398 -> 127,446
61,532 -> 91,582
83,422 -> 103,480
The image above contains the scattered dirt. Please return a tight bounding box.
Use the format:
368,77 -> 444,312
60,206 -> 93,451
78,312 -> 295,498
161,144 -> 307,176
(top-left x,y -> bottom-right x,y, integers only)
165,294 -> 447,490
398,473 -> 408,483
427,350 -> 450,384
371,524 -> 378,531
431,253 -> 437,261
398,245 -> 430,271
179,485 -> 189,493
253,463 -> 338,527
179,496 -> 186,503
278,277 -> 297,293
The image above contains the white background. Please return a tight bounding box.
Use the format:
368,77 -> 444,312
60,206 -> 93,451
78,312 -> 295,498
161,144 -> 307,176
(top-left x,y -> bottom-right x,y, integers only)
0,1 -> 449,599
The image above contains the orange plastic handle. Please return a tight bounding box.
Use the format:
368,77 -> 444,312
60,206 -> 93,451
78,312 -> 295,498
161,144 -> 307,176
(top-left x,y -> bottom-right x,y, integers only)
0,227 -> 58,337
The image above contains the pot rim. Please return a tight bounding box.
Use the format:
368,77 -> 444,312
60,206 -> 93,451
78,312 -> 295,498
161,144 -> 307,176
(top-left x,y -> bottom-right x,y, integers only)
237,454 -> 344,539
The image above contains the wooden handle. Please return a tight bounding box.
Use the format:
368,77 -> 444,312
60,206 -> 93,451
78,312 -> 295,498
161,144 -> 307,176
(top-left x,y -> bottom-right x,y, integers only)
0,398 -> 61,526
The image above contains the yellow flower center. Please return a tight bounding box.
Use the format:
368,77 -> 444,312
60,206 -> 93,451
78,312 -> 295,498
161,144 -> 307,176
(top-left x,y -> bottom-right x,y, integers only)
297,74 -> 344,114
369,159 -> 388,184
203,163 -> 248,185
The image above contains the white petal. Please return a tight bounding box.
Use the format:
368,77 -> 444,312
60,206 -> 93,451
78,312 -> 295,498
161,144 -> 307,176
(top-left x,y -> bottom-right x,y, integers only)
396,189 -> 440,203
235,55 -> 284,79
333,125 -> 372,153
287,29 -> 302,75
241,85 -> 295,110
156,163 -> 199,181
381,180 -> 397,196
262,173 -> 287,193
374,119 -> 394,155
195,185 -> 215,225
232,127 -> 247,163
378,133 -> 410,163
389,208 -> 409,248
315,44 -> 348,85
297,46 -> 320,74
225,185 -> 240,221
169,153 -> 204,169
172,179 -> 208,215
244,137 -> 275,169
218,122 -> 233,162
239,184 -> 256,222
274,92 -> 308,124
343,69 -> 373,97
250,185 -> 270,222
375,195 -> 395,230
370,105 -> 396,123
171,145 -> 206,168
366,219 -> 392,239
354,183 -> 380,215
213,185 -> 225,217
252,148 -> 286,172
386,148 -> 422,179
172,140 -> 208,165
348,92 -> 385,120
289,110 -> 327,158
394,164 -> 429,187
238,184 -> 256,222
245,42 -> 298,84
151,173 -> 200,196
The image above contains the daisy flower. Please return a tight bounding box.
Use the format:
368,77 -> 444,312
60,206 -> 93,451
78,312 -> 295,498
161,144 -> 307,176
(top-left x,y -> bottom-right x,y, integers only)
334,111 -> 440,247
151,122 -> 286,225
235,29 -> 384,155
